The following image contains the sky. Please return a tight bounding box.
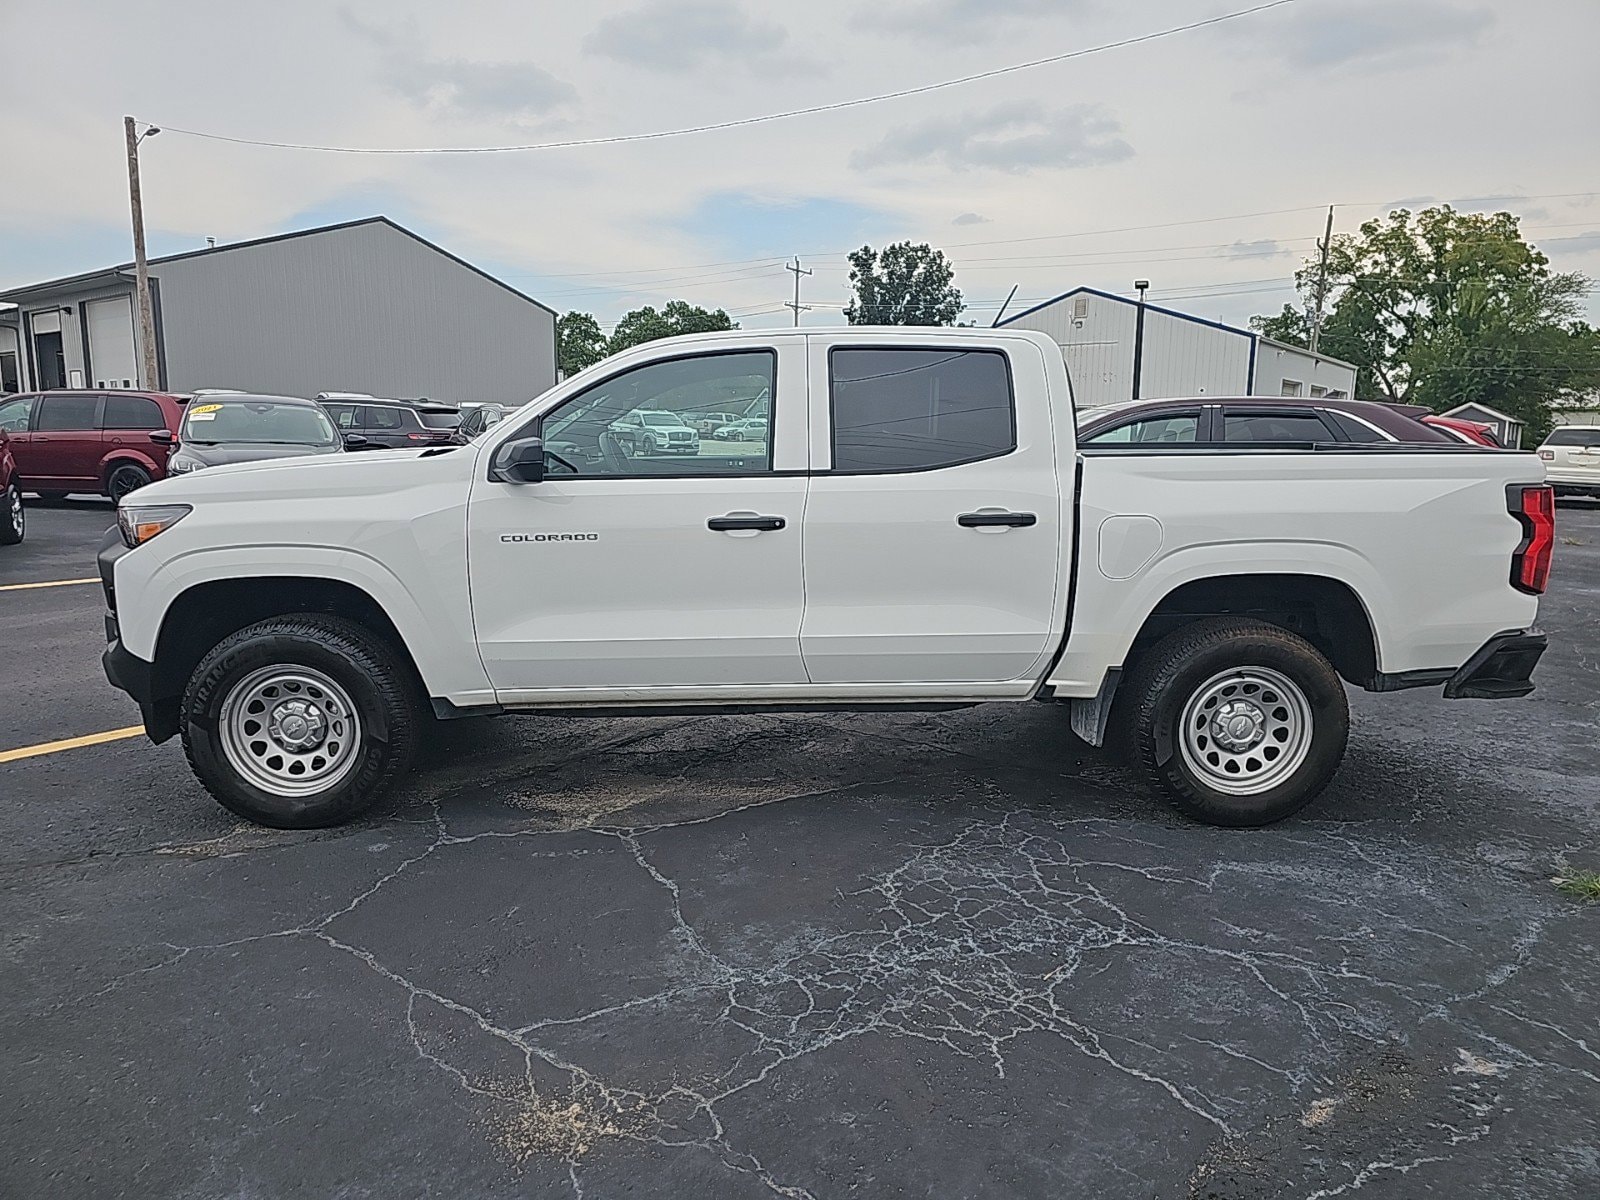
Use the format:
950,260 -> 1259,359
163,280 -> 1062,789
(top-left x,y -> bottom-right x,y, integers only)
2,0 -> 1598,335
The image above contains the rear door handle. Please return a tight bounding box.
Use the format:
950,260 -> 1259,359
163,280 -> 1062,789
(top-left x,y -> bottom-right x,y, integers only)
708,514 -> 786,532
957,511 -> 1037,528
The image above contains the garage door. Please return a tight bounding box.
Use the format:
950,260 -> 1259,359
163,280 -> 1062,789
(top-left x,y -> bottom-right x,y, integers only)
86,296 -> 138,389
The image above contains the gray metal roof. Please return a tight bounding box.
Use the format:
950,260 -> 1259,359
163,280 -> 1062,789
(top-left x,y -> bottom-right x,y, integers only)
0,216 -> 555,316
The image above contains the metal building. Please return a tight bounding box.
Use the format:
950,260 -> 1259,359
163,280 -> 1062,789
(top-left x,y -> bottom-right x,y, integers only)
0,217 -> 556,405
998,286 -> 1357,409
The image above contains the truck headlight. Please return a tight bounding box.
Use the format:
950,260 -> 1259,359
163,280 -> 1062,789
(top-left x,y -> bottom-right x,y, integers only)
118,503 -> 192,548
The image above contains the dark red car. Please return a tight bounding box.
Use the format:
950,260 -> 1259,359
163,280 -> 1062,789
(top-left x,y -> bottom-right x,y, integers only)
0,429 -> 23,545
1421,414 -> 1502,447
1076,396 -> 1458,447
0,390 -> 187,501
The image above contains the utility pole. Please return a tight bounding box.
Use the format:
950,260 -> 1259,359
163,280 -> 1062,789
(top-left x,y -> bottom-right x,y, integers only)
124,117 -> 161,390
784,257 -> 813,326
1131,279 -> 1150,400
1309,205 -> 1334,355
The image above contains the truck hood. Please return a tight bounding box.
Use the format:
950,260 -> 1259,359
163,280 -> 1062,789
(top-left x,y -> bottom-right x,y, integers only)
132,444 -> 474,506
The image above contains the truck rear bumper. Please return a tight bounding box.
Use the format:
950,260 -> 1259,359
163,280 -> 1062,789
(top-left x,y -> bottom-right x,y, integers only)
1442,630 -> 1547,699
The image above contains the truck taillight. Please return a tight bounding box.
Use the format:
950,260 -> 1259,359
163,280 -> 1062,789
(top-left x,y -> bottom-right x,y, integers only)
1538,449 -> 1555,460
1508,484 -> 1555,595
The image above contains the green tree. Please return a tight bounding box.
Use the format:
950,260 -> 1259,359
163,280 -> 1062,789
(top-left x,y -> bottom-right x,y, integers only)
607,300 -> 736,355
845,242 -> 964,325
557,311 -> 608,378
1251,206 -> 1600,440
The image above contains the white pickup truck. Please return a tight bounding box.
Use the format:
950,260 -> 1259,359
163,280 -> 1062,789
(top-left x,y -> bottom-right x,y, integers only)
99,328 -> 1553,830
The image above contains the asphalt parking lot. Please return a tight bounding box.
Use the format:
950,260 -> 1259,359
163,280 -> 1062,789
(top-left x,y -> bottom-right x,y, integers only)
3,498 -> 1597,1199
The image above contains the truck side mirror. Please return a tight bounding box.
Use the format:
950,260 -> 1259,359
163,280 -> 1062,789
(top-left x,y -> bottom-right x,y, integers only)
490,436 -> 547,484
149,429 -> 175,446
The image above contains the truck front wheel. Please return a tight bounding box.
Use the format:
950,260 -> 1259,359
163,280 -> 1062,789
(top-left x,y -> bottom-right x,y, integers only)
1120,618 -> 1348,827
180,615 -> 421,828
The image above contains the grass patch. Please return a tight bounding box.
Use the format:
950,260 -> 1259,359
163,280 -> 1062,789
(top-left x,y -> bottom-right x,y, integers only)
1551,866 -> 1600,902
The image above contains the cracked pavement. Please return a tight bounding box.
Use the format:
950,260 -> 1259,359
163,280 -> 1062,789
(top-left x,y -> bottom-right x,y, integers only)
3,500 -> 1598,1198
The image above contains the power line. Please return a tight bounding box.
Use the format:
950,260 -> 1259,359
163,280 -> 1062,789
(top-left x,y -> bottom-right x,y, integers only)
146,1 -> 1304,155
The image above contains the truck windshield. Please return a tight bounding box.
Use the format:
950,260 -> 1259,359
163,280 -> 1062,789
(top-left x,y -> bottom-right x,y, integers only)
181,402 -> 338,446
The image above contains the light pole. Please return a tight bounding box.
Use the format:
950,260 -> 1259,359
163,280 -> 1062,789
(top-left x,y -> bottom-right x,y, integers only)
1131,279 -> 1150,400
123,117 -> 162,390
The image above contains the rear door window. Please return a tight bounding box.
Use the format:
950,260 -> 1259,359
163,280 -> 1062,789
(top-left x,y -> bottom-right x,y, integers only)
365,406 -> 404,431
102,395 -> 165,430
35,394 -> 102,432
1221,411 -> 1338,444
829,348 -> 1014,472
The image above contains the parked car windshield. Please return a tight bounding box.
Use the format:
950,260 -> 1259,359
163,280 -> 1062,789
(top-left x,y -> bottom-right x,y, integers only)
181,401 -> 338,446
640,411 -> 687,427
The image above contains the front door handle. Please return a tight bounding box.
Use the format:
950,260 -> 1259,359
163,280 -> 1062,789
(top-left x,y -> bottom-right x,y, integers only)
708,514 -> 786,532
957,511 -> 1037,528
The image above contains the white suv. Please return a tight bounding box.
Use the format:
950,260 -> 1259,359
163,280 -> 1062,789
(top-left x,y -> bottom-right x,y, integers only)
1539,426 -> 1600,497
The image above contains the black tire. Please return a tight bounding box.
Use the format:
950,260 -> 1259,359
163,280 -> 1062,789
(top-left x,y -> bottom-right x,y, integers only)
642,435 -> 658,455
0,482 -> 23,545
181,615 -> 421,829
106,462 -> 152,501
1118,618 -> 1348,827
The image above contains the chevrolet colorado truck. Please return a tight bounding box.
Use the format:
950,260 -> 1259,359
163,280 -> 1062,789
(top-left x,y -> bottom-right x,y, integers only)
99,328 -> 1553,830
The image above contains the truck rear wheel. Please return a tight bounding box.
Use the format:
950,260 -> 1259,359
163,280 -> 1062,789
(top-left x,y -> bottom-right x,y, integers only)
1120,618 -> 1348,827
180,615 -> 420,828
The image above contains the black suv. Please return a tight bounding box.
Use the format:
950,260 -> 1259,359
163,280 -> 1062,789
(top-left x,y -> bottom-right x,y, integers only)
318,398 -> 460,449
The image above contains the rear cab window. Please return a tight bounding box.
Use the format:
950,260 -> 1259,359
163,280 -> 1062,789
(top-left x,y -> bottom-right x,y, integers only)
828,348 -> 1014,472
418,410 -> 459,430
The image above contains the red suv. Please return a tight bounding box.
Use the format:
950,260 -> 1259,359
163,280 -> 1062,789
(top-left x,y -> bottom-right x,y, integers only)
0,390 -> 187,501
1,430 -> 23,545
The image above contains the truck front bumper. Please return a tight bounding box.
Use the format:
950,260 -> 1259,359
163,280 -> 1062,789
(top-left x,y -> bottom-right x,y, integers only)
1443,630 -> 1547,699
98,529 -> 177,742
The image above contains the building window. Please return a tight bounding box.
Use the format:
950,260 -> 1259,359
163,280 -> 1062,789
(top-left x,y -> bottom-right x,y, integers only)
1309,385 -> 1327,398
830,348 -> 1014,473
1324,390 -> 1347,400
1280,380 -> 1304,398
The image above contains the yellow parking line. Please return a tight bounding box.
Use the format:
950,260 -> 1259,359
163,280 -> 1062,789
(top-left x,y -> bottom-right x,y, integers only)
0,578 -> 100,592
0,726 -> 145,764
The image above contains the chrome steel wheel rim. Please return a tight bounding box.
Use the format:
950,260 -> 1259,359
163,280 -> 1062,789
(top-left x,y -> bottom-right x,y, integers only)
1178,666 -> 1313,796
219,665 -> 362,798
6,486 -> 20,536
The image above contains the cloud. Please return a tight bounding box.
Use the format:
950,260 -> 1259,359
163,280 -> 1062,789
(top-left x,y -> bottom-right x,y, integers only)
585,1 -> 810,74
342,11 -> 575,119
855,0 -> 1092,44
952,212 -> 990,226
853,103 -> 1134,174
1226,239 -> 1286,260
1255,1 -> 1494,70
1541,231 -> 1600,257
